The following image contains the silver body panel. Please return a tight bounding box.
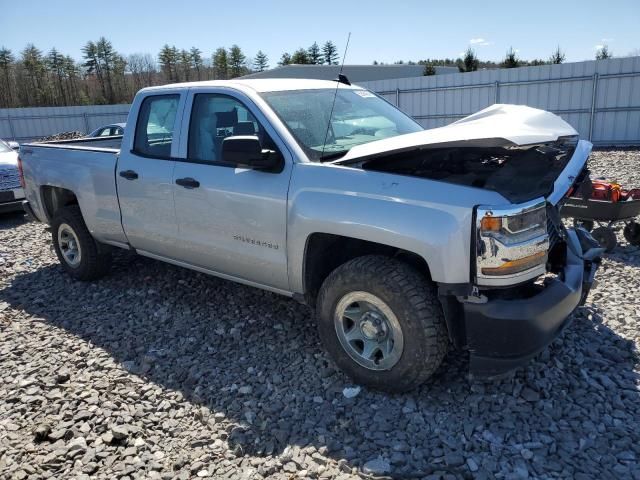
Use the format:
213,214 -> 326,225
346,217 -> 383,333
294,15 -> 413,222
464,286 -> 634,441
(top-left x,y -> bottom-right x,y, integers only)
20,80 -> 592,296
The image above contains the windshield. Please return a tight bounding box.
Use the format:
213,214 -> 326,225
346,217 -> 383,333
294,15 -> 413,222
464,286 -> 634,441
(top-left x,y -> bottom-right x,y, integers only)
0,141 -> 12,153
260,88 -> 423,161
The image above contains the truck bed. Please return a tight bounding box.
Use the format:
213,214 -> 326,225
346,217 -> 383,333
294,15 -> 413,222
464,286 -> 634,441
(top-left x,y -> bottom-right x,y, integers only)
27,135 -> 122,152
21,135 -> 126,246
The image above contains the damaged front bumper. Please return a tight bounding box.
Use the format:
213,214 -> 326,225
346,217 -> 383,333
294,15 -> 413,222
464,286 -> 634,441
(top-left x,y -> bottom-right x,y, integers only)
463,228 -> 601,378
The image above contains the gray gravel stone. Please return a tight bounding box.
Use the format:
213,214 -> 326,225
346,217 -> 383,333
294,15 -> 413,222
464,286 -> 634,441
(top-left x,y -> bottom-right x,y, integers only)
362,456 -> 391,475
0,149 -> 639,479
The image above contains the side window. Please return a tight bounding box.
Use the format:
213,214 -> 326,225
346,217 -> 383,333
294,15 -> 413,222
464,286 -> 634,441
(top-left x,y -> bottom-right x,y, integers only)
98,128 -> 110,136
188,93 -> 271,163
134,94 -> 180,158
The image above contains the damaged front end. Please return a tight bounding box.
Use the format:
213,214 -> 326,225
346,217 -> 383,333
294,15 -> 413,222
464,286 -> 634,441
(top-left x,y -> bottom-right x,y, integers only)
459,137 -> 603,377
462,221 -> 602,378
360,135 -> 579,204
336,104 -> 603,377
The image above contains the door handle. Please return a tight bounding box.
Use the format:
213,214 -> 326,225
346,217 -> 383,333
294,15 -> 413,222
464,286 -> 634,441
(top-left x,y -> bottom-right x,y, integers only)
119,170 -> 139,180
175,177 -> 200,189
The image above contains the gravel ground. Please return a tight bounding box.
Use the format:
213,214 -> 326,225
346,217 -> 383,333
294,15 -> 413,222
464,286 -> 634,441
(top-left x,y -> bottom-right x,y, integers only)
1,149 -> 639,480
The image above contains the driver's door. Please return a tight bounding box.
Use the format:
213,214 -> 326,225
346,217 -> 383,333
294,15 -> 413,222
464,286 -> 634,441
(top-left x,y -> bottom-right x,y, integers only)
171,89 -> 293,292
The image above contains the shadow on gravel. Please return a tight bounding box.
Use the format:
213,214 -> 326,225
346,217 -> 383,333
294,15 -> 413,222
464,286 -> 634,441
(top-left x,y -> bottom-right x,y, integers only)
0,211 -> 27,230
1,251 -> 639,478
604,245 -> 640,268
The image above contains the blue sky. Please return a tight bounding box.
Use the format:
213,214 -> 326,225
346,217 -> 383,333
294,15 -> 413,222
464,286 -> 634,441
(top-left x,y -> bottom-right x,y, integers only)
3,0 -> 639,66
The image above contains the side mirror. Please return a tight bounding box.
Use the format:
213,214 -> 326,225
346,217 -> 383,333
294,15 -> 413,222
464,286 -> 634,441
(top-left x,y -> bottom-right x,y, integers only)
221,136 -> 282,172
8,141 -> 19,151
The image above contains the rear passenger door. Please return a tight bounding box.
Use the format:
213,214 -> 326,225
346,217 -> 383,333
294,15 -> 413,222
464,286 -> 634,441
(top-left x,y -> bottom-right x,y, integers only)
171,88 -> 293,292
117,92 -> 184,257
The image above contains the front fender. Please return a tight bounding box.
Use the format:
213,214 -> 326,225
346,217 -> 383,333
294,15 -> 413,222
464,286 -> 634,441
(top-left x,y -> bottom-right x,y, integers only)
286,163 -> 507,294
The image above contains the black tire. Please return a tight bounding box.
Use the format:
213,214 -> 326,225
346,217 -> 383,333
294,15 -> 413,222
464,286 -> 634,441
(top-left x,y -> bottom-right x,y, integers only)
573,219 -> 594,232
591,226 -> 617,253
51,205 -> 111,280
623,221 -> 640,246
316,255 -> 448,393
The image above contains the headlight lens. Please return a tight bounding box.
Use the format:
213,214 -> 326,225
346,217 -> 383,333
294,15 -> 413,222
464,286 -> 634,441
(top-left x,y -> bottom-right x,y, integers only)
476,201 -> 549,285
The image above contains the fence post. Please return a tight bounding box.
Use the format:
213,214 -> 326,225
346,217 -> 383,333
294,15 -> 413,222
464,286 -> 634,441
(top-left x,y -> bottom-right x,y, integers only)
395,88 -> 400,107
82,113 -> 90,133
588,73 -> 599,142
7,115 -> 16,141
494,81 -> 500,104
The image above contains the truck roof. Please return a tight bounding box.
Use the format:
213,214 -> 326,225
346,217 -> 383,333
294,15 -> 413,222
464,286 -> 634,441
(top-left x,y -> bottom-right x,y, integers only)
139,78 -> 360,94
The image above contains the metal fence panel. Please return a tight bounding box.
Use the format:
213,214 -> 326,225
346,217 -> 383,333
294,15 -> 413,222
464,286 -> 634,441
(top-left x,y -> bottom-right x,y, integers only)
361,56 -> 640,146
0,104 -> 130,142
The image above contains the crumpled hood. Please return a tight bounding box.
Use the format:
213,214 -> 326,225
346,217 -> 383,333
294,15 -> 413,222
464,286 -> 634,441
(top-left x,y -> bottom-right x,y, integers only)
335,104 -> 577,164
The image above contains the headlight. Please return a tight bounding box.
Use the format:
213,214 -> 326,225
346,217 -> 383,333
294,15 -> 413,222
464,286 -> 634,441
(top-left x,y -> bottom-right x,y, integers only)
475,200 -> 549,286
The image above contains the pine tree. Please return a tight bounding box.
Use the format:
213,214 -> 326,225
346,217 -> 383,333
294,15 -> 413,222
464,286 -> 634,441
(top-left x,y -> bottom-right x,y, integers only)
47,48 -> 67,105
549,46 -> 565,64
228,44 -> 246,78
213,47 -> 229,79
462,47 -> 479,72
253,50 -> 269,72
21,44 -> 48,105
179,49 -> 191,81
82,41 -> 106,102
423,63 -> 436,76
502,47 -> 519,68
158,44 -> 179,83
0,47 -> 15,107
190,47 -> 203,80
322,41 -> 339,65
96,37 -> 117,102
278,52 -> 291,66
63,55 -> 81,104
596,45 -> 612,60
291,48 -> 309,64
307,42 -> 322,64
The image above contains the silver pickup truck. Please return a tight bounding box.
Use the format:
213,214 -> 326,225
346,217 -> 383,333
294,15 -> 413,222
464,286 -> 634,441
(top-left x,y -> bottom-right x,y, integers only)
19,79 -> 602,392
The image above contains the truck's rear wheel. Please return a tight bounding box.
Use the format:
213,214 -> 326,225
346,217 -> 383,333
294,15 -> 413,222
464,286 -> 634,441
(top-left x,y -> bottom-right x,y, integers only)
51,206 -> 111,280
316,255 -> 447,392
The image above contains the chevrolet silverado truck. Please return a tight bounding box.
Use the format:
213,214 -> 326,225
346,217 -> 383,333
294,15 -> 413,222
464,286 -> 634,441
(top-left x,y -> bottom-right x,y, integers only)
19,79 -> 602,392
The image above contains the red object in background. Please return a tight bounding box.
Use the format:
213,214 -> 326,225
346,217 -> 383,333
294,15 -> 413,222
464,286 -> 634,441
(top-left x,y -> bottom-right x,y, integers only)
591,180 -> 622,202
623,188 -> 640,200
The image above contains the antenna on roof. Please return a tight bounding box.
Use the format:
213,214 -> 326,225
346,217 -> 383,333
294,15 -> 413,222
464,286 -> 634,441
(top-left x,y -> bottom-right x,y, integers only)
320,32 -> 351,161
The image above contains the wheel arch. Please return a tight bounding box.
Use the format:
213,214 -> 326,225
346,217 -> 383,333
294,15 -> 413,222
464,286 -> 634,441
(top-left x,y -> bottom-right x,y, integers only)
301,232 -> 432,304
40,185 -> 79,222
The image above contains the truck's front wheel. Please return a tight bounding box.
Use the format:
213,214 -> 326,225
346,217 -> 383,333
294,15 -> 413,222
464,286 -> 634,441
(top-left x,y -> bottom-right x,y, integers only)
51,206 -> 111,281
316,255 -> 448,392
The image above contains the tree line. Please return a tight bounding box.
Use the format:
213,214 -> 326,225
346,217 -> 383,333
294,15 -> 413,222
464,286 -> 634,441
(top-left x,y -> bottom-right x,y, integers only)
0,38 -> 343,108
383,45 -> 614,75
0,38 -> 619,108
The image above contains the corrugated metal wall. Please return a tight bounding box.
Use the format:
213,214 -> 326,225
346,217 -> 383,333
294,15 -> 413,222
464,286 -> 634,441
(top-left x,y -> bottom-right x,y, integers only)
360,56 -> 640,146
1,57 -> 638,145
0,104 -> 130,142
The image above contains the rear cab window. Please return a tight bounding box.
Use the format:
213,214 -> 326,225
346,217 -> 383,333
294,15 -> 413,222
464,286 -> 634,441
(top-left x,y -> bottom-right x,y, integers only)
134,94 -> 180,158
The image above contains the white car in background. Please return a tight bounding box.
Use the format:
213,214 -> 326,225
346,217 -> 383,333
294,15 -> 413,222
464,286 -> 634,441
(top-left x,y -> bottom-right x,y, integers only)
0,139 -> 25,213
86,123 -> 126,138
